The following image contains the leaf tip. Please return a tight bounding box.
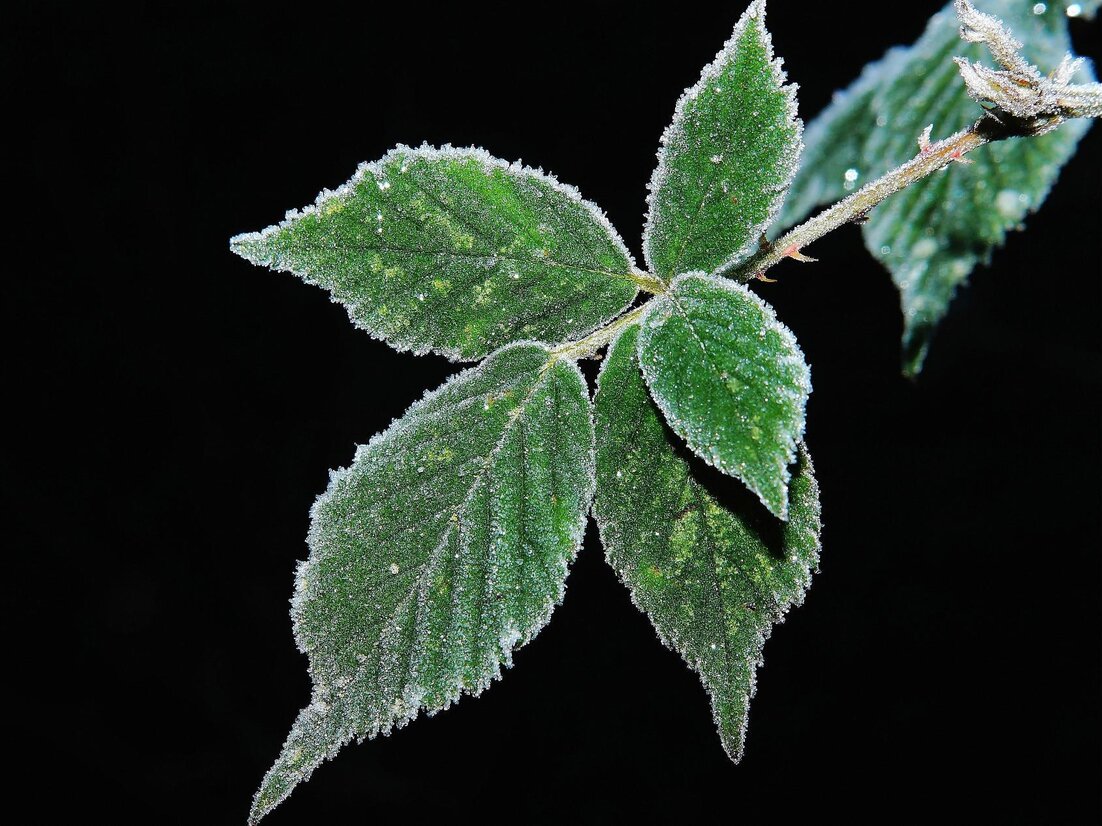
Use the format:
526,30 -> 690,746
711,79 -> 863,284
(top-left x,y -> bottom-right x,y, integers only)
229,230 -> 266,265
759,475 -> 791,522
719,727 -> 748,765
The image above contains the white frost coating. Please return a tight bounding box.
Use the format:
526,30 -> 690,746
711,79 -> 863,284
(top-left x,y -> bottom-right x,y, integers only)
251,342 -> 595,822
592,328 -> 821,763
638,272 -> 811,519
641,0 -> 804,277
229,143 -> 640,362
954,0 -> 1100,125
231,143 -> 637,272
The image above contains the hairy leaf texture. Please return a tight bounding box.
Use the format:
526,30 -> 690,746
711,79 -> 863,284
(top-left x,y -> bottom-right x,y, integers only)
250,343 -> 594,822
777,0 -> 1096,374
644,0 -> 802,279
231,145 -> 639,361
638,274 -> 810,519
594,324 -> 821,762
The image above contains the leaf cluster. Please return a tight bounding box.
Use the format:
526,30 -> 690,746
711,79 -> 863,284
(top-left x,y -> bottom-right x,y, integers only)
229,1 -> 1096,819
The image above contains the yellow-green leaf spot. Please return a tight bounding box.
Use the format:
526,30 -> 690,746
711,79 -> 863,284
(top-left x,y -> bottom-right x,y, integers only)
594,325 -> 821,762
248,343 -> 595,823
644,0 -> 802,279
637,273 -> 810,519
230,144 -> 639,361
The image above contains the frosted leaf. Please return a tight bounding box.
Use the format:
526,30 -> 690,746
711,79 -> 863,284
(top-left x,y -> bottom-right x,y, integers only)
594,325 -> 821,762
774,0 -> 1095,375
230,144 -> 638,361
249,343 -> 594,822
643,0 -> 802,279
637,273 -> 810,520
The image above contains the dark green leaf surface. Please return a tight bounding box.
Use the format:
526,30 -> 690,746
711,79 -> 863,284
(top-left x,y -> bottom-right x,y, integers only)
777,0 -> 1095,374
594,325 -> 821,761
250,343 -> 594,822
638,273 -> 810,519
231,145 -> 638,361
644,0 -> 802,279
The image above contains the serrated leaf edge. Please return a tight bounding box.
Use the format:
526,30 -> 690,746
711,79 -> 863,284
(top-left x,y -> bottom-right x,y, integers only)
230,143 -> 641,362
250,342 -> 595,823
637,272 -> 811,519
592,326 -> 822,761
642,0 -> 804,278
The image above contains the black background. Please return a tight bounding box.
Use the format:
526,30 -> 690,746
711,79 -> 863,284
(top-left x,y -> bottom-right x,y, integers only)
8,1 -> 1100,823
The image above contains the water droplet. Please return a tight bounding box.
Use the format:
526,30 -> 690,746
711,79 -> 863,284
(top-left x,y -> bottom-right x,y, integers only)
1067,3 -> 1081,15
995,189 -> 1021,218
912,238 -> 937,258
1033,2 -> 1047,14
844,168 -> 859,182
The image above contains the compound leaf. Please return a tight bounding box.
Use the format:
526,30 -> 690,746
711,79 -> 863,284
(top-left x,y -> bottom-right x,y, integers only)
594,324 -> 821,762
776,0 -> 1096,374
231,145 -> 639,361
644,0 -> 802,280
638,273 -> 810,519
250,342 -> 594,823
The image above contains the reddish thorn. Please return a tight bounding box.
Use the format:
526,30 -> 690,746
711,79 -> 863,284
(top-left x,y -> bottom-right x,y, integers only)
782,245 -> 818,263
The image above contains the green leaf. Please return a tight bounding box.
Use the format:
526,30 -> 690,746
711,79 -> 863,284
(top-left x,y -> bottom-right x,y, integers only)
231,145 -> 639,361
637,273 -> 810,519
594,324 -> 821,762
776,0 -> 1095,375
644,0 -> 802,280
250,343 -> 594,823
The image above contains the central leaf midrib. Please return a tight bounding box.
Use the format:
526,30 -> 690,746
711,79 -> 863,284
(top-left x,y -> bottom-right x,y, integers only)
399,161 -> 634,283
664,288 -> 769,475
346,362 -> 556,709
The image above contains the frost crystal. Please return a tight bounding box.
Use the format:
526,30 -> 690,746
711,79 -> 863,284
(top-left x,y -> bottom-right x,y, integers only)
594,325 -> 821,762
776,0 -> 1096,374
637,273 -> 810,520
230,144 -> 639,362
954,0 -> 1102,128
643,0 -> 802,279
249,343 -> 595,822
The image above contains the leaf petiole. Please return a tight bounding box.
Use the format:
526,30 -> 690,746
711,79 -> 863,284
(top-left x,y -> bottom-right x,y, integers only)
550,303 -> 653,362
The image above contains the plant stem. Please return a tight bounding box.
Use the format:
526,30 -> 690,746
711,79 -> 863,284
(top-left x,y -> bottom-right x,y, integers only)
629,270 -> 669,294
730,117 -> 996,282
554,118 -> 999,361
553,101 -> 1093,361
551,304 -> 650,361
